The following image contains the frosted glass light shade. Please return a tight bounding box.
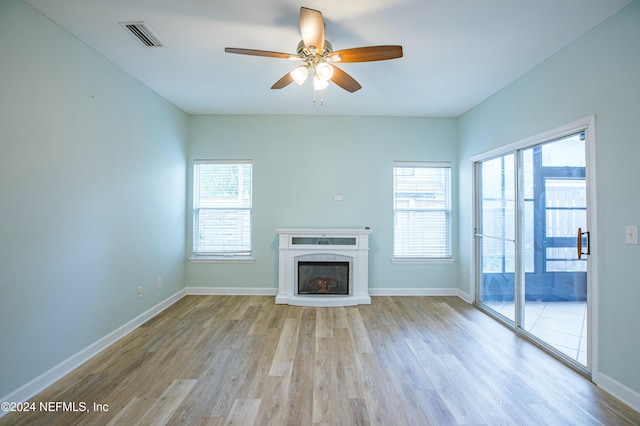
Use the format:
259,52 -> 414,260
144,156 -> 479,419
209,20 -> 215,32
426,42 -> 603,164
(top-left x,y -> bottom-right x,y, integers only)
316,62 -> 334,81
290,66 -> 309,85
313,75 -> 329,90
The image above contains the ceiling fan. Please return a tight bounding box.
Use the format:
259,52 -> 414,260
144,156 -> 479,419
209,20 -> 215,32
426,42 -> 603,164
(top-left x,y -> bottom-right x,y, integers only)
225,7 -> 403,93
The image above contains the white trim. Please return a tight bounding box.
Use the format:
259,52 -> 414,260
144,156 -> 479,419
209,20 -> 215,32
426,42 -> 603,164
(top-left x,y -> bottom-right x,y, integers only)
470,116 -> 596,162
194,158 -> 252,165
185,287 -> 475,300
275,227 -> 372,235
185,286 -> 278,296
470,156 -> 480,303
185,286 -> 465,299
597,373 -> 640,414
188,257 -> 255,264
0,289 -> 186,418
394,160 -> 452,168
275,295 -> 370,307
391,257 -> 455,264
369,287 -> 461,297
584,117 -> 599,380
456,288 -> 472,303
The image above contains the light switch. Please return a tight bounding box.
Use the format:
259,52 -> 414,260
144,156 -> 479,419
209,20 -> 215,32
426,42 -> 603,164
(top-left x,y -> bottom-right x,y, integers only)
625,225 -> 638,245
334,195 -> 344,201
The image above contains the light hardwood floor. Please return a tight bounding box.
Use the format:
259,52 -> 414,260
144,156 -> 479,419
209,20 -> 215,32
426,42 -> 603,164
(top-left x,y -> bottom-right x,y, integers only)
2,296 -> 639,425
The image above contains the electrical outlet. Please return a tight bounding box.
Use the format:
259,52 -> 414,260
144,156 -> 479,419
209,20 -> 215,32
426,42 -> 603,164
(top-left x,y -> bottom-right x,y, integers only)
462,269 -> 467,280
157,277 -> 162,288
137,286 -> 143,298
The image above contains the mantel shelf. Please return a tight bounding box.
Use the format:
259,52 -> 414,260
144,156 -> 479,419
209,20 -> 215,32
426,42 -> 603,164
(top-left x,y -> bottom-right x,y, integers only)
276,227 -> 372,235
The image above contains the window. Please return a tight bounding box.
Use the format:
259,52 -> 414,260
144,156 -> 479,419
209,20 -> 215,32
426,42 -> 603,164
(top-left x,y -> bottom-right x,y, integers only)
393,162 -> 451,260
193,160 -> 252,258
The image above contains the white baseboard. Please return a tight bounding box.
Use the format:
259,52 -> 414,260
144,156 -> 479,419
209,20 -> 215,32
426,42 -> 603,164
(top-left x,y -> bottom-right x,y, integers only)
456,288 -> 472,303
369,287 -> 462,297
185,286 -> 278,296
184,286 -> 467,299
0,289 -> 186,417
596,373 -> 640,413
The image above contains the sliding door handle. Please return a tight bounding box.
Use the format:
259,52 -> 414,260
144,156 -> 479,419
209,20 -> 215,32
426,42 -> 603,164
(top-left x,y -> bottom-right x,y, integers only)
577,227 -> 590,259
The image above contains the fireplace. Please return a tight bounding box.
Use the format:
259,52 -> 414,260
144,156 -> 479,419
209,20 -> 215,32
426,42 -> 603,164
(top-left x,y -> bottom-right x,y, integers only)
298,261 -> 349,295
276,228 -> 371,307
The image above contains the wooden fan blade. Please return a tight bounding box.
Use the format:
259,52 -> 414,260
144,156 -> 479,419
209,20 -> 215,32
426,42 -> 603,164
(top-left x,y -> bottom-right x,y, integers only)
271,72 -> 294,89
330,66 -> 362,93
299,7 -> 324,52
225,48 -> 293,59
329,46 -> 403,62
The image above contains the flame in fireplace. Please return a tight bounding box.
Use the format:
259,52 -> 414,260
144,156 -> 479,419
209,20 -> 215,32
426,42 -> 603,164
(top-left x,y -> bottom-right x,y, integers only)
308,276 -> 338,293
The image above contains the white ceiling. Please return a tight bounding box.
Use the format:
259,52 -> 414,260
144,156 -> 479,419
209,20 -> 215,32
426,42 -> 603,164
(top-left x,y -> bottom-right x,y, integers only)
25,0 -> 632,117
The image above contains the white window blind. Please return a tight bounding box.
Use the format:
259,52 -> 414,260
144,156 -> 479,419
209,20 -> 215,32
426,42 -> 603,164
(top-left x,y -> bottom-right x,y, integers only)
393,162 -> 451,259
193,161 -> 252,257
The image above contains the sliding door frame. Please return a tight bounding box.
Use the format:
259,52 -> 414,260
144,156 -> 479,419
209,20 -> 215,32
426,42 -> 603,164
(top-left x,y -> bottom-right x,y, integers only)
469,116 -> 599,380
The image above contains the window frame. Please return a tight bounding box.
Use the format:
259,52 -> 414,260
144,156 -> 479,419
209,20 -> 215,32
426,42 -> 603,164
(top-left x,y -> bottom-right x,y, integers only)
392,161 -> 453,263
190,160 -> 254,262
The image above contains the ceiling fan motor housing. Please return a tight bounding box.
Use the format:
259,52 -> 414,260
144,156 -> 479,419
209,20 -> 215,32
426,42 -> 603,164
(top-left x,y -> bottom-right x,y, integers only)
296,39 -> 333,57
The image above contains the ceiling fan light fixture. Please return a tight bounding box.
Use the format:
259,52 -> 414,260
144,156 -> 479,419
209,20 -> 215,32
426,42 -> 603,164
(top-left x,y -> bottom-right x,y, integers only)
313,75 -> 329,91
316,62 -> 334,81
225,7 -> 402,98
290,66 -> 309,85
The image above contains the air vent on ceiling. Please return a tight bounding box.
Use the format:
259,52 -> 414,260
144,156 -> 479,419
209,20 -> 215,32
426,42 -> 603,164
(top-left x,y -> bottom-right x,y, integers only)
120,22 -> 164,47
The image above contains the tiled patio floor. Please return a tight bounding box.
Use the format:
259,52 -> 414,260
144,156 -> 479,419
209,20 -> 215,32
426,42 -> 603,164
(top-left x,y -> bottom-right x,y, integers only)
485,301 -> 587,365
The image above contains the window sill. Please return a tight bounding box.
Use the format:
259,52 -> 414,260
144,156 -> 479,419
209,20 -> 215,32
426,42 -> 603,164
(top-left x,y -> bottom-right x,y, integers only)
391,257 -> 455,264
188,256 -> 255,264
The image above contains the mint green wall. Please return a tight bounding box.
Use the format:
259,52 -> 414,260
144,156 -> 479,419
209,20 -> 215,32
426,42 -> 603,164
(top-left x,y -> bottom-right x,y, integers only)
186,115 -> 458,291
458,1 -> 640,393
0,0 -> 188,397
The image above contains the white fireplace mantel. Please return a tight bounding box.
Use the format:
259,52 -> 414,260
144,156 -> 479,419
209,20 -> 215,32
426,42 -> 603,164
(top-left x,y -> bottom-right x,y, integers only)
275,228 -> 372,307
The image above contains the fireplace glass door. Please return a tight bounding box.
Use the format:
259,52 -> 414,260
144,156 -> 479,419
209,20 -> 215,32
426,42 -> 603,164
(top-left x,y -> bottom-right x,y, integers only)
298,261 -> 349,295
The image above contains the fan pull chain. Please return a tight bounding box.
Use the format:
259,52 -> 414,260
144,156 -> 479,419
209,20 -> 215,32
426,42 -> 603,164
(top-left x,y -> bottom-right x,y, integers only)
312,89 -> 325,106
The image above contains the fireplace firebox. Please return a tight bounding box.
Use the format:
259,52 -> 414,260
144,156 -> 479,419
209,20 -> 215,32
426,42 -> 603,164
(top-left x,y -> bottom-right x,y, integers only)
298,261 -> 349,295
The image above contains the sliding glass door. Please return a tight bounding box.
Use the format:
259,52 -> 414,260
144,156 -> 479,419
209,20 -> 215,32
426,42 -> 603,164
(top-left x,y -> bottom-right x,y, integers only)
477,154 -> 516,322
475,126 -> 593,373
